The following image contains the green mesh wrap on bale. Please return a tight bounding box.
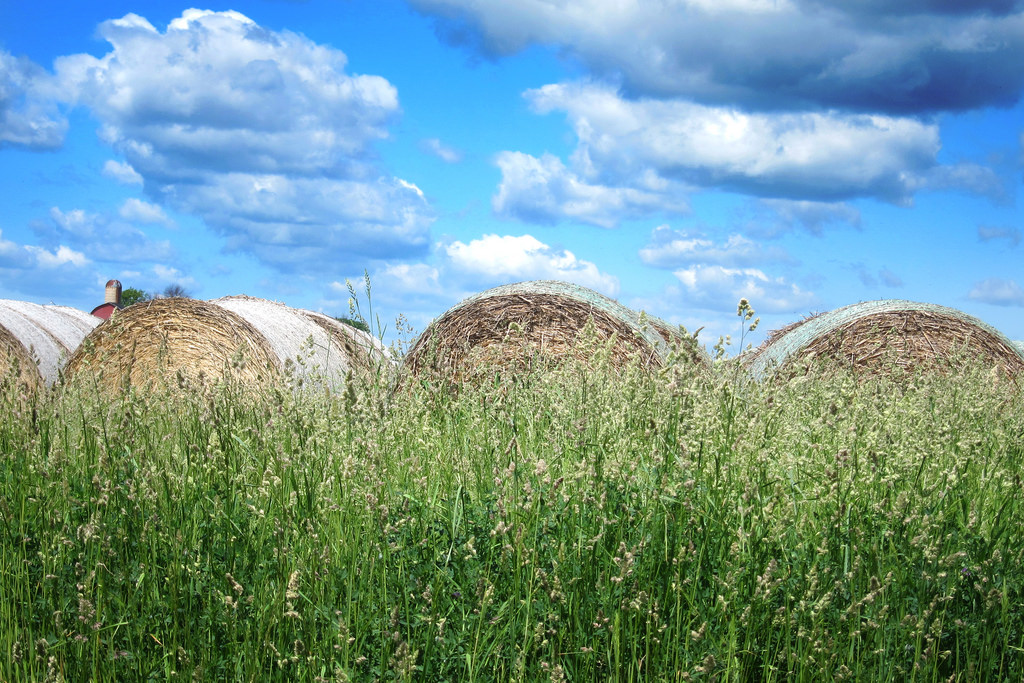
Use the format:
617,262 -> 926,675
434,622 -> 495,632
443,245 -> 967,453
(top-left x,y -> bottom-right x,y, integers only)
405,280 -> 673,381
748,299 -> 1024,381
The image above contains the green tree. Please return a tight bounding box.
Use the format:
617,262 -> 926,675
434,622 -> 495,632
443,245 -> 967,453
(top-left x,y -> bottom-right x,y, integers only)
334,316 -> 370,333
120,287 -> 150,307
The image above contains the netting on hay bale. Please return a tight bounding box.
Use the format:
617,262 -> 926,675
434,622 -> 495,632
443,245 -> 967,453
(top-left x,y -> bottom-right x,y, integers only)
640,314 -> 711,370
746,299 -> 1024,381
403,280 -> 673,382
0,300 -> 99,390
212,295 -> 391,385
65,296 -> 389,395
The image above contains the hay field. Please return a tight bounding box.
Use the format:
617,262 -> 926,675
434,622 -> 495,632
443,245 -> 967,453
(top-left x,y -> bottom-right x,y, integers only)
2,309 -> 1023,681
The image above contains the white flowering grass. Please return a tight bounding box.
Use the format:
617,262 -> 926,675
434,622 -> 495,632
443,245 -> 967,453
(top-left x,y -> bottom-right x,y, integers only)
1,324 -> 1023,681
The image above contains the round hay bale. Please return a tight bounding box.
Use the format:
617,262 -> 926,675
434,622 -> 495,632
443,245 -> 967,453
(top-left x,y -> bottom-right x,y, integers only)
0,300 -> 99,390
640,313 -> 712,370
747,300 -> 1024,380
212,295 -> 390,385
644,314 -> 685,347
404,280 -> 671,382
66,296 -> 387,395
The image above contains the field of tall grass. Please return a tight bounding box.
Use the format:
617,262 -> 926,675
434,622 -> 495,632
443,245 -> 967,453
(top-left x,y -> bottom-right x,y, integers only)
2,321 -> 1023,681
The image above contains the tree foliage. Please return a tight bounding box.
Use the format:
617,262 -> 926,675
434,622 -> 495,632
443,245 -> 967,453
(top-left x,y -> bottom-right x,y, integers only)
120,287 -> 150,307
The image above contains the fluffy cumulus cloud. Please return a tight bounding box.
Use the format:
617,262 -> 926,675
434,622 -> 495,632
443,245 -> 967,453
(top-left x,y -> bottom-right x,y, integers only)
669,264 -> 817,313
152,264 -> 197,289
0,50 -> 67,150
119,199 -> 173,226
639,225 -> 792,268
410,0 -> 1024,114
443,233 -> 619,295
493,151 -> 690,227
354,233 -> 620,328
51,9 -> 432,271
0,228 -> 94,300
414,4 -> 1016,223
0,230 -> 85,270
968,277 -> 1024,306
520,82 -> 984,206
102,160 -> 143,185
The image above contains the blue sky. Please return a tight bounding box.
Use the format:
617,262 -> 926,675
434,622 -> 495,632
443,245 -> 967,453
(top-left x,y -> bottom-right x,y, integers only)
2,0 -> 1023,349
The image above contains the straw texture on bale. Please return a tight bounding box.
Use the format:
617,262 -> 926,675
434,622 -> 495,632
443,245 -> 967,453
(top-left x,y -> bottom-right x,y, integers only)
0,300 -> 99,389
405,280 -> 671,381
66,296 -> 386,394
747,300 -> 1024,380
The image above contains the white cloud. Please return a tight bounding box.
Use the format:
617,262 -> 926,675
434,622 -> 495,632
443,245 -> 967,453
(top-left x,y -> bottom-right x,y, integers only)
0,231 -> 17,259
0,228 -> 106,305
119,198 -> 172,226
639,225 -> 792,268
493,151 -> 689,228
0,50 -> 66,150
52,10 -> 433,272
421,137 -> 463,163
152,264 -> 196,288
43,205 -> 176,264
443,233 -> 619,296
353,232 -> 622,333
102,160 -> 143,185
968,278 -> 1024,307
671,264 -> 817,313
25,244 -> 89,268
523,82 -> 950,205
49,207 -> 96,238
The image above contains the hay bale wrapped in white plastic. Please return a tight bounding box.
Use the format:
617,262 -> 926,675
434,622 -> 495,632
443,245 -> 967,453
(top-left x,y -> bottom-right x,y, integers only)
212,295 -> 389,389
66,296 -> 389,395
0,300 -> 99,390
748,299 -> 1024,381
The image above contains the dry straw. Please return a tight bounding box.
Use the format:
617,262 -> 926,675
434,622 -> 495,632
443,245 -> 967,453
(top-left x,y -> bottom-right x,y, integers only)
641,313 -> 711,370
0,300 -> 99,391
404,280 -> 673,382
66,296 -> 388,395
747,299 -> 1024,380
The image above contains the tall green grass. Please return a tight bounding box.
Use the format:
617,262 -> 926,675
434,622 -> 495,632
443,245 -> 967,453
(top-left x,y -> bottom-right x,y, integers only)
1,334 -> 1023,681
